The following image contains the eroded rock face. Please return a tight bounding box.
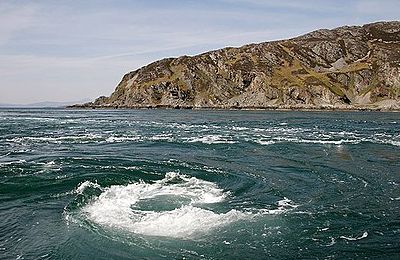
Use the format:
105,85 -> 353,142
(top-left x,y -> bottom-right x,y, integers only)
76,21 -> 400,110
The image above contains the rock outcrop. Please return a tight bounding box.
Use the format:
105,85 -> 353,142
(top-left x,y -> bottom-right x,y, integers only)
74,21 -> 400,110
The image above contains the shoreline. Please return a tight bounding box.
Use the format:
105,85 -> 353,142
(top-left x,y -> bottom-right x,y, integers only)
67,104 -> 400,112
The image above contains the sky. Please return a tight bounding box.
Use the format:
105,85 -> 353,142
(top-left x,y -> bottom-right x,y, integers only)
0,0 -> 399,104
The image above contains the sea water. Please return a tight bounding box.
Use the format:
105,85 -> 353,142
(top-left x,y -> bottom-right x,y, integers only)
0,109 -> 399,259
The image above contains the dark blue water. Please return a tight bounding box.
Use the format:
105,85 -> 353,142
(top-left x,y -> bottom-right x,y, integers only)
0,109 -> 399,259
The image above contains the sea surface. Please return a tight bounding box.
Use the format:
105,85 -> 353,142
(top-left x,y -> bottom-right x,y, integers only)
0,108 -> 399,259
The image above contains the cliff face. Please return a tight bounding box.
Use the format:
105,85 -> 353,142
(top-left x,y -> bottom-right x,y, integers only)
80,21 -> 400,110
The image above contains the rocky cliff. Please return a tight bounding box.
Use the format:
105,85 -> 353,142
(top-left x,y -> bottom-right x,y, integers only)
76,21 -> 400,110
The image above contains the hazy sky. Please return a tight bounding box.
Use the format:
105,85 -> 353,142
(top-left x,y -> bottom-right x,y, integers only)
1,0 -> 399,104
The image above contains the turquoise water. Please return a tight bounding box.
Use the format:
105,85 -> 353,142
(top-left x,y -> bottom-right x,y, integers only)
0,108 -> 399,259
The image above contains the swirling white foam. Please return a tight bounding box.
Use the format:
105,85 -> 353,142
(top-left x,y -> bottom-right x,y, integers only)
77,172 -> 296,239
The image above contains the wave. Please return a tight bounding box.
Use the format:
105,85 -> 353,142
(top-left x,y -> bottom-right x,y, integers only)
75,180 -> 102,195
374,139 -> 400,147
4,124 -> 398,147
185,135 -> 237,144
0,152 -> 11,158
148,134 -> 174,142
340,231 -> 368,241
105,136 -> 140,143
70,172 -> 296,239
254,140 -> 276,145
0,159 -> 26,166
289,138 -> 361,145
260,197 -> 298,214
7,134 -> 102,144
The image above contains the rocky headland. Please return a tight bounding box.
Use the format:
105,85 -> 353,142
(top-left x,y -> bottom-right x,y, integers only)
73,21 -> 400,110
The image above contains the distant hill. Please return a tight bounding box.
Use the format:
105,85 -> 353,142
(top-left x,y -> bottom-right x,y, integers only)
74,21 -> 400,110
0,99 -> 91,108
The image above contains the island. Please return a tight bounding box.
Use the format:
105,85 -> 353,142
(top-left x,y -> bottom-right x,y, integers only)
72,21 -> 400,110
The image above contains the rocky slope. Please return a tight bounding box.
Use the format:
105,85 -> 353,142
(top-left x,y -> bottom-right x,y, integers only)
75,21 -> 400,110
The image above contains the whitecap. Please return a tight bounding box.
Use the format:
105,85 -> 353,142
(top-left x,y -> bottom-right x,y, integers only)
0,151 -> 11,157
259,197 -> 298,214
148,134 -> 174,142
37,161 -> 56,167
340,231 -> 368,241
8,134 -> 103,144
0,159 -> 26,166
254,140 -> 276,145
185,135 -> 237,144
295,139 -> 360,145
75,180 -> 102,195
231,126 -> 250,131
105,136 -> 140,143
367,138 -> 400,147
119,166 -> 140,170
387,140 -> 400,146
325,237 -> 336,247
